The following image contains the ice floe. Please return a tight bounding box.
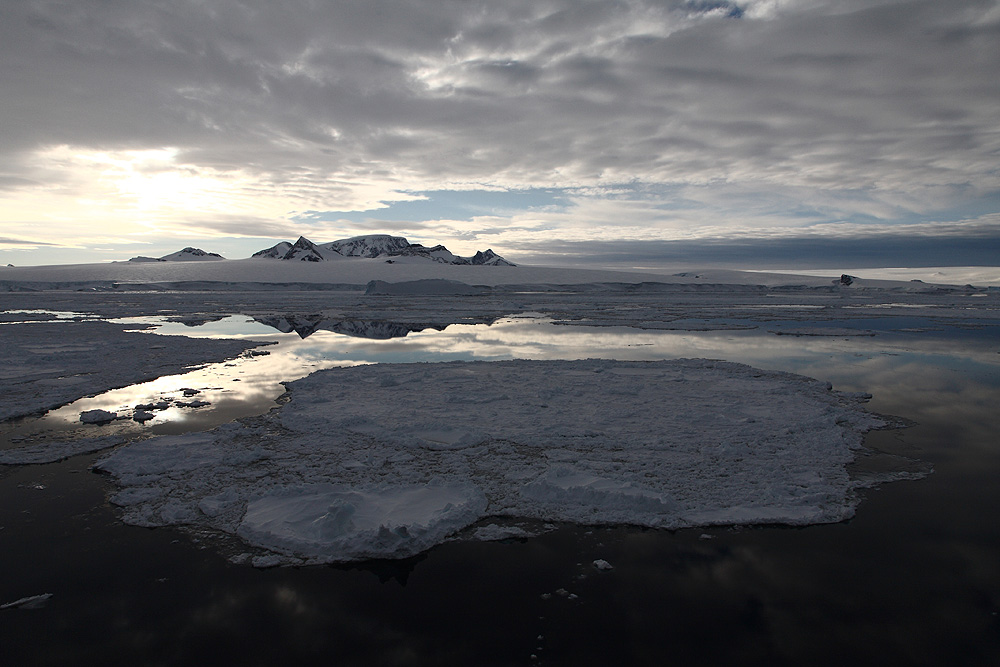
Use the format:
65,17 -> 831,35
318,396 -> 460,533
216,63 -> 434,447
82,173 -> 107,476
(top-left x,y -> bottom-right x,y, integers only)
79,409 -> 117,424
93,358 -> 902,565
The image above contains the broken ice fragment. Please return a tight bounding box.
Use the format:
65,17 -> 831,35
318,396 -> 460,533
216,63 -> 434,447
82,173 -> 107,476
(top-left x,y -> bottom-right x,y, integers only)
80,409 -> 117,424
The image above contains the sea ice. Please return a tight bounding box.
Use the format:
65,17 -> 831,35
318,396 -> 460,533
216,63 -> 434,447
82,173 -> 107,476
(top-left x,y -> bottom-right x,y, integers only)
79,409 -> 117,424
93,358 -> 898,564
0,319 -> 261,422
238,483 -> 487,562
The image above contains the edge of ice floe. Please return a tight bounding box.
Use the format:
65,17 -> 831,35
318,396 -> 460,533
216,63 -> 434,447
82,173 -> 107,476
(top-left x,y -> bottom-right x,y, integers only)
84,358 -> 926,566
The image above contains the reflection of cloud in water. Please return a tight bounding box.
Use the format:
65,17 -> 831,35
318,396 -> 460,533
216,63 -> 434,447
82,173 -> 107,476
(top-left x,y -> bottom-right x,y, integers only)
10,315 -> 999,454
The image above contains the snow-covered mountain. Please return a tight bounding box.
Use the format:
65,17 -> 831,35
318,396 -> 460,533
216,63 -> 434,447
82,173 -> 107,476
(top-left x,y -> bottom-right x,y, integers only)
250,241 -> 293,260
323,235 -> 411,258
128,247 -> 225,262
468,249 -> 511,266
252,236 -> 346,262
252,234 -> 514,266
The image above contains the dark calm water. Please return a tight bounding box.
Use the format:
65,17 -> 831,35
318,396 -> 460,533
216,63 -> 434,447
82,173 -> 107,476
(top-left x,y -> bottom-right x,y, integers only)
1,315 -> 998,665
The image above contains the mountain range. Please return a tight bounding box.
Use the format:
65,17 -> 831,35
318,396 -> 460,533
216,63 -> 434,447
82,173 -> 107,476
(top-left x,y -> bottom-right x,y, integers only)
127,235 -> 514,266
251,234 -> 514,266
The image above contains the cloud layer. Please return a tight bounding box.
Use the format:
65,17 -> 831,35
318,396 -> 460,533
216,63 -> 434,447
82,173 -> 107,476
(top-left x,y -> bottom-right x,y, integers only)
1,0 -> 998,262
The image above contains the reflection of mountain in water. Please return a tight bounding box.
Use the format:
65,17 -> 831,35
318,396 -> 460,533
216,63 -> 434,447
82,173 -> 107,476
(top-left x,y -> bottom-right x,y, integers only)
329,320 -> 424,339
253,315 -> 444,340
254,315 -> 326,338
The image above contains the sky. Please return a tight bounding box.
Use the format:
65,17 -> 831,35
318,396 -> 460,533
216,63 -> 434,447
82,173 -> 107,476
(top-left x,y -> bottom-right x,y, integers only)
1,0 -> 998,268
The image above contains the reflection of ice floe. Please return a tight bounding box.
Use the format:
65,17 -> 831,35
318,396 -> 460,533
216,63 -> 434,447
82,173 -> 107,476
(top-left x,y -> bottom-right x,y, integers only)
94,358 -> 910,565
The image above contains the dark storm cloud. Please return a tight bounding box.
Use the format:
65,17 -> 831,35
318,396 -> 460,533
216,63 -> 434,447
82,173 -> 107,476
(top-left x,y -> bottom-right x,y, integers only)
1,0 -> 998,238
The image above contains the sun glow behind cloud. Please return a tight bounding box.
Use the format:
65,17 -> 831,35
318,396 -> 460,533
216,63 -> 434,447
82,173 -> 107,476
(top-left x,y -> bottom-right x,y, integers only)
0,0 -> 997,265
1,145 -> 423,250
1,146 -> 274,245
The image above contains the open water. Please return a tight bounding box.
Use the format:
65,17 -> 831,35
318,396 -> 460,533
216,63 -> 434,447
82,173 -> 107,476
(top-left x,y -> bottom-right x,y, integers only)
1,312 -> 998,665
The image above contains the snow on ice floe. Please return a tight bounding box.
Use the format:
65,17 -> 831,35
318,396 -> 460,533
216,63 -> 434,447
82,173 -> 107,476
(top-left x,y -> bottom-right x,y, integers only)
79,409 -> 118,424
238,483 -> 487,562
94,358 -> 902,565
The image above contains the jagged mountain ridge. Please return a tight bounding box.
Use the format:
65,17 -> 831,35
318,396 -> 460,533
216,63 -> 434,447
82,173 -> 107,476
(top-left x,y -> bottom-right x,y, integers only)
252,234 -> 514,266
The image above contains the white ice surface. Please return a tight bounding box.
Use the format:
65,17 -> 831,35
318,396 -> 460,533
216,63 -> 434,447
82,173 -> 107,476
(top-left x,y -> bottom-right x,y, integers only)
0,255 -> 914,288
79,409 -> 117,424
95,358 -> 892,564
238,483 -> 487,562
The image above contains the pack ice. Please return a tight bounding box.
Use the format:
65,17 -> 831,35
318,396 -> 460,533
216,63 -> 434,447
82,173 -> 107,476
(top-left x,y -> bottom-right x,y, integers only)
95,358 -> 894,565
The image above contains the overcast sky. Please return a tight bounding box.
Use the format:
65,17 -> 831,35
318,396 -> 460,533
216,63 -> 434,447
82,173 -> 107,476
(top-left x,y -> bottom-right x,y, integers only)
1,0 -> 998,267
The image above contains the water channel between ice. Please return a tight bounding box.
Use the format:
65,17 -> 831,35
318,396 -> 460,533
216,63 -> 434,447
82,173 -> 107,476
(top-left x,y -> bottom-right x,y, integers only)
2,311 -> 996,447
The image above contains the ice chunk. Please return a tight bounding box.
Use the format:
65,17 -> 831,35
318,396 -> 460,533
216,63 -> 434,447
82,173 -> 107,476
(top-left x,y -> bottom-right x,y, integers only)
237,483 -> 487,561
80,409 -> 117,424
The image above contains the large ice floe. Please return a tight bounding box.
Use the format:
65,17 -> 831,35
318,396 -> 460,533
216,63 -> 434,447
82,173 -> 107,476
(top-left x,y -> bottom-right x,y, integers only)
94,358 -> 898,565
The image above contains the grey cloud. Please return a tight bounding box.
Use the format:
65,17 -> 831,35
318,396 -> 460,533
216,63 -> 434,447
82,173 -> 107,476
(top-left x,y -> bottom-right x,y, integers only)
0,0 -> 997,230
348,219 -> 433,234
0,174 -> 41,191
0,237 -> 55,246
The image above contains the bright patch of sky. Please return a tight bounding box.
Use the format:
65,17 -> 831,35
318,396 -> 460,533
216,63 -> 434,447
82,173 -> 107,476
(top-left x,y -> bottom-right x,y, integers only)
294,189 -> 570,225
